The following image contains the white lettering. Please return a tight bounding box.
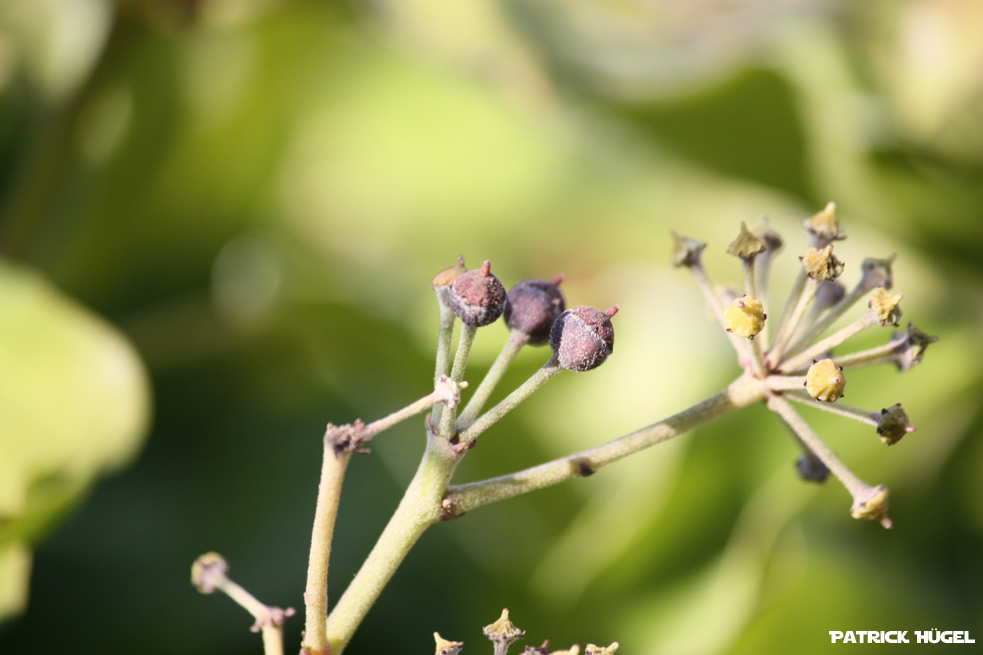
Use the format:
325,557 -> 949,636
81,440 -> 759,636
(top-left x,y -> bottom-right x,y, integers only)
844,631 -> 856,644
829,631 -> 843,643
916,631 -> 929,643
868,631 -> 883,643
898,631 -> 909,643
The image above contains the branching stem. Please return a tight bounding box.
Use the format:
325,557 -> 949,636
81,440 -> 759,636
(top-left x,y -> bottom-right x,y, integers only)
325,436 -> 460,654
445,373 -> 765,514
457,329 -> 528,427
457,359 -> 561,446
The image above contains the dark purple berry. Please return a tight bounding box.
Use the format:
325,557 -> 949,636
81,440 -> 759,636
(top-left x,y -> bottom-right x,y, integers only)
448,260 -> 507,327
795,452 -> 829,483
549,305 -> 618,372
502,276 -> 565,345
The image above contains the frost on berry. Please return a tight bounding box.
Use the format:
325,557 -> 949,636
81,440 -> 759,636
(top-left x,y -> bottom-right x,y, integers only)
449,260 -> 507,327
550,306 -> 617,372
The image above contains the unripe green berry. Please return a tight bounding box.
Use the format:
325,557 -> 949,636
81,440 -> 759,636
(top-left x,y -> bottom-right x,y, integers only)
502,276 -> 565,345
448,260 -> 507,327
550,305 -> 618,372
877,403 -> 914,446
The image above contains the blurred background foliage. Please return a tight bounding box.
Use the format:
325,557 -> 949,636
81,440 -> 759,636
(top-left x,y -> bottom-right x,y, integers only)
0,0 -> 981,653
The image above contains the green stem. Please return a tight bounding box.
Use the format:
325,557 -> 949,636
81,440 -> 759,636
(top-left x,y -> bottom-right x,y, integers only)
779,311 -> 877,373
765,395 -> 871,500
786,283 -> 866,355
832,333 -> 907,370
691,262 -> 748,359
430,303 -> 456,427
445,373 -> 765,514
768,276 -> 818,366
783,391 -> 879,427
303,444 -> 351,655
439,324 -> 478,437
742,258 -> 758,301
457,360 -> 562,446
362,386 -> 453,441
216,576 -> 289,655
456,329 -> 528,427
324,436 -> 460,654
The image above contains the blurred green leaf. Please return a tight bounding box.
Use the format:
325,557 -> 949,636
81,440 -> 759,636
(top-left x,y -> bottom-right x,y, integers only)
0,259 -> 150,620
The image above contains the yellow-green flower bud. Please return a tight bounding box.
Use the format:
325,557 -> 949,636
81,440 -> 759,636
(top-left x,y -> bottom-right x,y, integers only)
869,287 -> 903,326
800,245 -> 844,281
727,222 -> 766,260
670,230 -> 707,268
805,358 -> 845,402
434,633 -> 464,655
723,295 -> 766,339
803,201 -> 845,246
850,484 -> 892,528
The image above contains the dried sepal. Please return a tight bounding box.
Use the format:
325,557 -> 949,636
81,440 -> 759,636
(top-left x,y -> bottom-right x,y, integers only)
800,245 -> 844,281
191,552 -> 228,593
858,254 -> 896,292
850,484 -> 892,529
547,647 -> 580,655
435,632 -> 464,655
433,255 -> 467,289
813,280 -> 846,313
670,231 -> 707,268
868,287 -> 903,326
723,295 -> 766,339
892,323 -> 938,371
433,375 -> 466,410
586,643 -> 619,655
877,403 -> 915,445
803,202 -> 845,247
727,222 -> 766,260
325,421 -> 370,457
805,358 -> 845,402
754,220 -> 783,254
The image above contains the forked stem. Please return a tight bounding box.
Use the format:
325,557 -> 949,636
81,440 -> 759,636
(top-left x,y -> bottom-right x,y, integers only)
445,373 -> 765,514
456,329 -> 529,427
